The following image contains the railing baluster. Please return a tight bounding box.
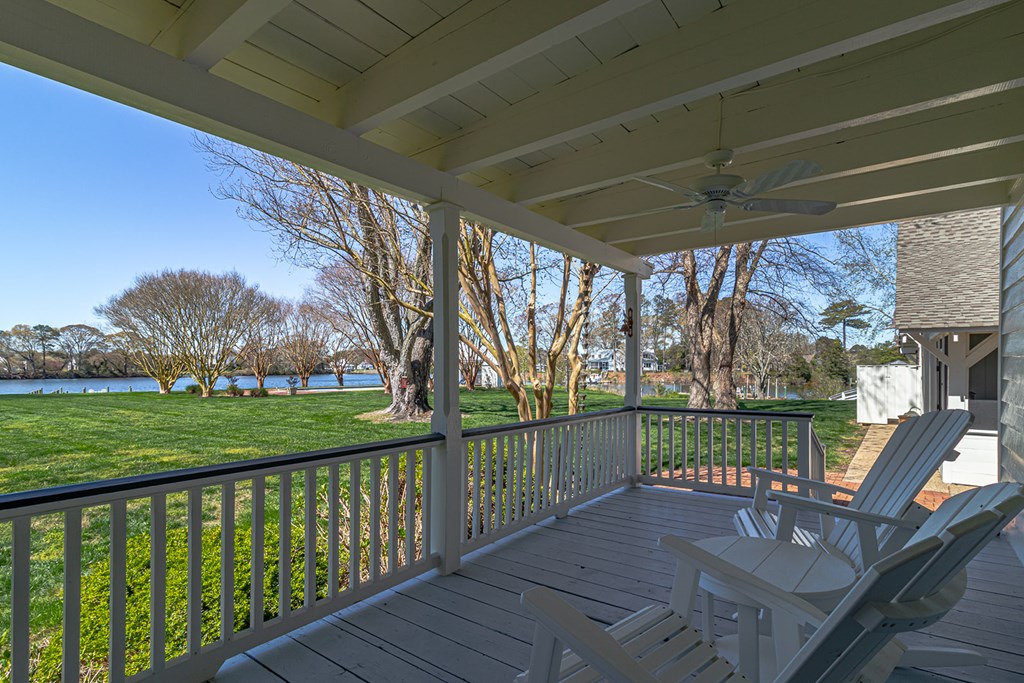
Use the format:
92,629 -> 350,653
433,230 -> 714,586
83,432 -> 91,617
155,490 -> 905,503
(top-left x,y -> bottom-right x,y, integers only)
63,508 -> 82,683
529,429 -> 539,515
750,419 -> 758,473
721,417 -> 728,487
279,473 -> 291,618
329,464 -> 340,596
151,493 -> 167,670
186,489 -> 202,660
251,476 -> 265,629
682,415 -> 689,482
668,415 -> 675,480
11,516 -> 30,683
222,481 -> 236,641
735,419 -> 743,489
504,435 -> 513,527
388,455 -> 398,574
540,428 -> 550,509
782,419 -> 790,479
350,461 -> 360,590
421,450 -> 431,563
495,435 -> 504,530
707,417 -> 715,484
304,468 -> 317,605
370,458 -> 381,582
644,412 -> 652,477
111,500 -> 128,683
405,451 -> 415,567
472,440 -> 481,538
766,419 -> 774,473
484,437 -> 493,533
694,416 -> 702,481
656,415 -> 664,479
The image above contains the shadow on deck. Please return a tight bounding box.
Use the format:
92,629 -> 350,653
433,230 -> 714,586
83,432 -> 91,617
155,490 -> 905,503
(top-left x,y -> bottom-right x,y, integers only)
214,487 -> 1024,683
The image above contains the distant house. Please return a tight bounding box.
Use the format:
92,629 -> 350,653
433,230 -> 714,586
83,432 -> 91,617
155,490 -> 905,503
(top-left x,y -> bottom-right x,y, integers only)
586,348 -> 662,374
476,364 -> 503,389
642,350 -> 663,373
587,348 -> 625,373
857,207 -> 1000,485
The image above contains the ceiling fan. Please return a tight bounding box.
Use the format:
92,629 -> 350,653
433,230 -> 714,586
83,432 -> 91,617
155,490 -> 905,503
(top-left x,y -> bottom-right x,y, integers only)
633,149 -> 837,232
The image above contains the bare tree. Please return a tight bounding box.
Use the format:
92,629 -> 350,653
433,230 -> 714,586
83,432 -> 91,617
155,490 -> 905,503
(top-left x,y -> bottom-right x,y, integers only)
310,264 -> 390,391
831,223 -> 897,332
59,324 -> 104,374
737,303 -> 794,398
282,301 -> 330,388
199,138 -> 433,418
97,277 -> 187,394
458,317 -> 483,391
238,296 -> 286,389
458,225 -> 599,420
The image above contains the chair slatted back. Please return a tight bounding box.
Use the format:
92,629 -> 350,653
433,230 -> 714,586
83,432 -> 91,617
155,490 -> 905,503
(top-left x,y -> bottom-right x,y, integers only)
829,409 -> 973,567
780,484 -> 1024,683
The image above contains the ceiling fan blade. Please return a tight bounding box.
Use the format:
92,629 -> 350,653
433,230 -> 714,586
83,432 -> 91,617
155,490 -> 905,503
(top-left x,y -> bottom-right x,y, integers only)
742,198 -> 837,215
731,160 -> 823,198
633,176 -> 706,203
701,209 -> 725,232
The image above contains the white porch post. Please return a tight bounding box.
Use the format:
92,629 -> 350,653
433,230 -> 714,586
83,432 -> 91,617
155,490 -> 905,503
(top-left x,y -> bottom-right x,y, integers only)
429,201 -> 462,575
624,273 -> 643,485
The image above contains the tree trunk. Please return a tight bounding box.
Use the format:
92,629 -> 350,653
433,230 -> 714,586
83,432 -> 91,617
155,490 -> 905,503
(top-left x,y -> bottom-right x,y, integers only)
681,248 -> 732,409
256,374 -> 266,390
712,242 -> 766,411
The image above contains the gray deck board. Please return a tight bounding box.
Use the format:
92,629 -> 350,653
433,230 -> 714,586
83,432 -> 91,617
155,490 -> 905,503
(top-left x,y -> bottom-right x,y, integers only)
214,486 -> 1024,683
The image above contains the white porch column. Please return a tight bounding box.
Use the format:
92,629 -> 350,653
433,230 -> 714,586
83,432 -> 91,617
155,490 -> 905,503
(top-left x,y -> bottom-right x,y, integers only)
428,201 -> 462,575
624,273 -> 643,484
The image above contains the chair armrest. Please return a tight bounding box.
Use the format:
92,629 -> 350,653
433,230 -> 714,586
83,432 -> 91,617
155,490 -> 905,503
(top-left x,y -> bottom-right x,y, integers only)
521,587 -> 661,683
768,492 -> 920,529
659,535 -> 828,626
747,467 -> 858,497
769,491 -> 921,569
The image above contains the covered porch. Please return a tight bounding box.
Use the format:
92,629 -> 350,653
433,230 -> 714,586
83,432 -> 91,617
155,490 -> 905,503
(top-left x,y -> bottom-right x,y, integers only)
1,0 -> 1023,681
215,487 -> 1024,683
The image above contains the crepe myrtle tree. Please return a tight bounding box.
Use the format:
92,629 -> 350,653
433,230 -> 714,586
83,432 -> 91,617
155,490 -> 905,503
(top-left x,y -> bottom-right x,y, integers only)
99,269 -> 269,396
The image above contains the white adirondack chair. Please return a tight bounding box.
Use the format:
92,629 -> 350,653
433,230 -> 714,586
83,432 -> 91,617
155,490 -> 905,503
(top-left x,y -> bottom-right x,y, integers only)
775,481 -> 1024,669
518,484 -> 1024,683
734,409 -> 973,573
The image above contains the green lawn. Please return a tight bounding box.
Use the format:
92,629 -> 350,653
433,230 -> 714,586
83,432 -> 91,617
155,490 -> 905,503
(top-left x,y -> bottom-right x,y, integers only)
0,389 -> 863,494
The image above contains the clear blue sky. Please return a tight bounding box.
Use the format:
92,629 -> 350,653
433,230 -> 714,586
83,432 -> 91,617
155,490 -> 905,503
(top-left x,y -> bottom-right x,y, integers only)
0,62 -> 316,330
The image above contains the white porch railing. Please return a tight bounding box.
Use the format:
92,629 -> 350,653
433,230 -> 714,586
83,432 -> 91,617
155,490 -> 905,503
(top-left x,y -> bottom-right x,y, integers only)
459,408 -> 632,553
0,406 -> 824,682
637,407 -> 824,496
0,434 -> 441,683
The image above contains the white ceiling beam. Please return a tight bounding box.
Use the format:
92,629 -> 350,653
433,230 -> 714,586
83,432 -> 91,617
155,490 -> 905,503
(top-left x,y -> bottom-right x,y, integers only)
582,142 -> 1024,243
415,0 -> 1012,175
548,90 -> 1024,227
151,0 -> 291,70
320,0 -> 648,134
617,182 -> 1011,254
0,0 -> 650,276
496,7 -> 1024,204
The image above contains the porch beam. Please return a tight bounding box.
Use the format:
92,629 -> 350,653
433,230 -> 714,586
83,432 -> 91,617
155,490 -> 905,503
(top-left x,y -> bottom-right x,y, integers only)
415,0 -> 1011,175
150,0 -> 291,69
547,91 -> 1024,228
966,331 -> 999,366
429,202 -> 463,575
587,142 -> 1024,245
321,0 -> 647,134
907,331 -> 951,363
494,7 -> 1024,205
615,182 -> 1010,254
0,0 -> 650,277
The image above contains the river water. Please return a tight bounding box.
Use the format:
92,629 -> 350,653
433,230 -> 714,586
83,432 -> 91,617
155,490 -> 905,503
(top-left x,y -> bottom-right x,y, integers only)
0,373 -> 383,395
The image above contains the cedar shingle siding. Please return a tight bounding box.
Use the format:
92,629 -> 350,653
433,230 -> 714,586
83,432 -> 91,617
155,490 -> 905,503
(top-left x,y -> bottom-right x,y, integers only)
894,208 -> 1001,330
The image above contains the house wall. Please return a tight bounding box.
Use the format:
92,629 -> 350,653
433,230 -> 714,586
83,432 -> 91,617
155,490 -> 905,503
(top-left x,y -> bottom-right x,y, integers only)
1001,181 -> 1024,483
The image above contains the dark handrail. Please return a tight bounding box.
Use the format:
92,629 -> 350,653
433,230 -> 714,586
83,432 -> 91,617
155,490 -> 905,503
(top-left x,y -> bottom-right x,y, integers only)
639,406 -> 815,420
462,407 -> 634,439
0,432 -> 444,512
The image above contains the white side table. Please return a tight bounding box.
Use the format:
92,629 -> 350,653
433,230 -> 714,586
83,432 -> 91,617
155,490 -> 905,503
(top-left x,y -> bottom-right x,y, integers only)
692,536 -> 857,682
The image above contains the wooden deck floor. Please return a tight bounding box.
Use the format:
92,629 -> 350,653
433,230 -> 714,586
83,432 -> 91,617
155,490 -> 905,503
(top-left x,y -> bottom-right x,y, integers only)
213,487 -> 1024,683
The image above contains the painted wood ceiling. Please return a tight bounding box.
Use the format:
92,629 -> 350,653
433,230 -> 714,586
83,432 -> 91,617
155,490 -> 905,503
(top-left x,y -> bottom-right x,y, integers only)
4,0 -> 1024,271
